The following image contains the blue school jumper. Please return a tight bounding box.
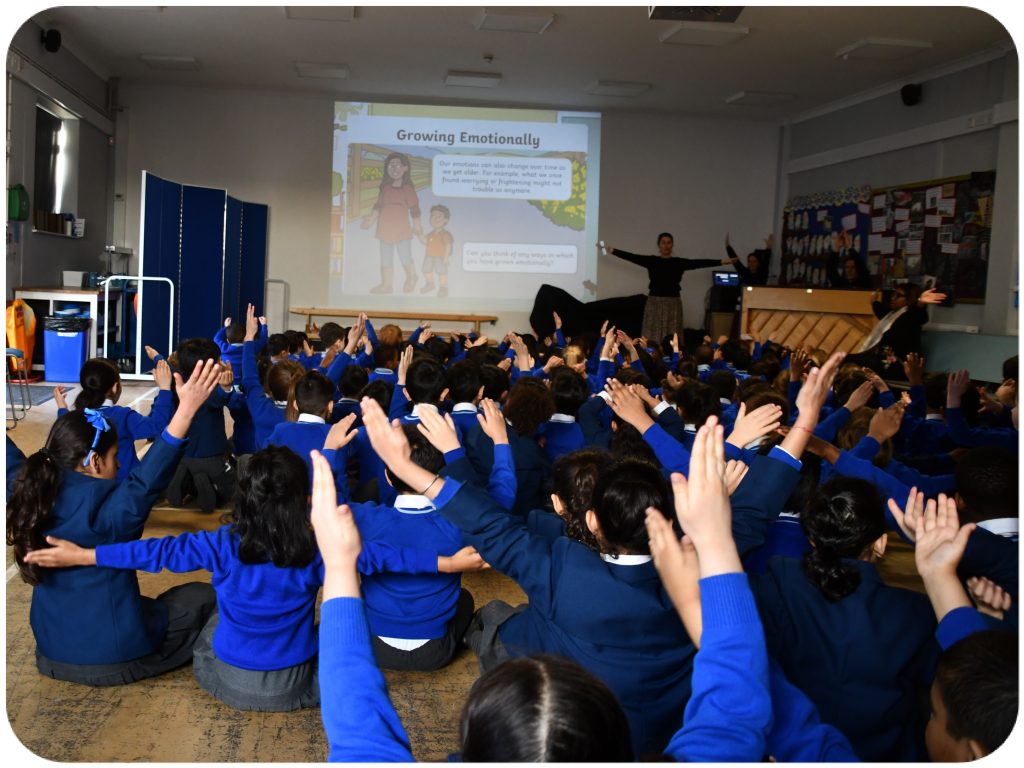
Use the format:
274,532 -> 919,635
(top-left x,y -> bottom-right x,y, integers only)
226,388 -> 258,455
95,527 -> 438,671
265,414 -> 349,499
351,495 -> 465,641
214,323 -> 267,372
537,414 -> 585,462
751,556 -> 937,761
57,394 -> 174,481
448,403 -> 481,435
319,573 -> 818,762
241,340 -> 287,447
10,431 -> 187,665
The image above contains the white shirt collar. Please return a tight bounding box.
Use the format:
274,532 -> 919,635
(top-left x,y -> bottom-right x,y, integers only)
549,413 -> 576,423
297,413 -> 326,424
744,436 -> 766,450
274,400 -> 288,408
453,402 -> 479,413
102,399 -> 115,407
977,518 -> 1019,538
600,553 -> 653,565
393,494 -> 437,514
411,403 -> 439,419
925,413 -> 945,421
684,423 -> 697,432
720,398 -> 732,406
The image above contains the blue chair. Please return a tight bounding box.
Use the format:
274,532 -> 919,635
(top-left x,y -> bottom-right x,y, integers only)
6,347 -> 30,427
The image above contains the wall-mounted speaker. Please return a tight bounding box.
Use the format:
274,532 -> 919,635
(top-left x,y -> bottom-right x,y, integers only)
41,28 -> 62,53
900,83 -> 922,107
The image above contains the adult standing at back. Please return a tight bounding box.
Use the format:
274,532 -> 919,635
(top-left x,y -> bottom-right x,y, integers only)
602,233 -> 731,342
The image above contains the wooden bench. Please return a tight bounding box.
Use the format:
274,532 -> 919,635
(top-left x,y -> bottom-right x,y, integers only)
289,307 -> 499,336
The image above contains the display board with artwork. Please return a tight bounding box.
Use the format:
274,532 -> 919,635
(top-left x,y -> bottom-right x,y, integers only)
866,171 -> 995,303
779,185 -> 873,287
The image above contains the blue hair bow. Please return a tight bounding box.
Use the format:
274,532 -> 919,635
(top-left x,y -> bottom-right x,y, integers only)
82,408 -> 111,467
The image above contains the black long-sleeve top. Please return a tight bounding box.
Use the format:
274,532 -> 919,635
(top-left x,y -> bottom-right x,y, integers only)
726,244 -> 771,286
610,249 -> 721,298
872,297 -> 929,358
827,248 -> 873,290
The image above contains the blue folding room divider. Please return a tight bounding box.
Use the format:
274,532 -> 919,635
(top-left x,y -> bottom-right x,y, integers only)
138,171 -> 268,372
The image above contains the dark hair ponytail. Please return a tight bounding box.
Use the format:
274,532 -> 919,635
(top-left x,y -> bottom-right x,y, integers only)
75,358 -> 121,410
6,411 -> 119,585
801,478 -> 884,602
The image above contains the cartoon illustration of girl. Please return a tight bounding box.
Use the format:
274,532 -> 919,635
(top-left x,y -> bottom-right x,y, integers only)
361,152 -> 425,294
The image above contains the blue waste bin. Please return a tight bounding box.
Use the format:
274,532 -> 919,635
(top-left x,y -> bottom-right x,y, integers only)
43,315 -> 90,382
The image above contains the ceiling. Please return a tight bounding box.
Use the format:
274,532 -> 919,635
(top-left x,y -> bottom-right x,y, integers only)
22,5 -> 1016,121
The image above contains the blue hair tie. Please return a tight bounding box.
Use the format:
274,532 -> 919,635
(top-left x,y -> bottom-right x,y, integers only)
82,408 -> 111,467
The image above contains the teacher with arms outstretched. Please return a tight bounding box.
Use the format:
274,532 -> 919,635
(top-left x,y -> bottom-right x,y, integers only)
601,232 -> 732,343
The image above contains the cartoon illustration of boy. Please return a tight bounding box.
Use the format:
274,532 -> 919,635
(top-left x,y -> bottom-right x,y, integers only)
421,204 -> 453,298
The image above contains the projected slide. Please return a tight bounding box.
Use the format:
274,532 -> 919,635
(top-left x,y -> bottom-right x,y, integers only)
330,103 -> 600,310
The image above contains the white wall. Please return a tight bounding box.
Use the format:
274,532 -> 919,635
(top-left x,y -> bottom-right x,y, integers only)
115,83 -> 782,334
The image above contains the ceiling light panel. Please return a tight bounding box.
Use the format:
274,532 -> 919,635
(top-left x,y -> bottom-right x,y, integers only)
139,55 -> 200,71
284,7 -> 354,22
295,62 -> 350,80
725,90 -> 795,106
659,21 -> 749,46
584,80 -> 651,97
445,70 -> 502,88
476,8 -> 554,34
835,37 -> 933,60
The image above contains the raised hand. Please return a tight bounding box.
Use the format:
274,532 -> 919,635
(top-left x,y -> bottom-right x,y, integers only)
217,361 -> 234,391
476,398 -> 509,445
309,449 -> 362,600
552,311 -> 562,330
645,512 -> 703,646
903,352 -> 925,386
244,303 -> 259,341
173,358 -> 221,418
887,486 -> 924,543
946,369 -> 971,409
144,345 -> 160,361
725,402 -> 782,449
789,347 -> 809,382
868,402 -> 905,444
543,355 -> 565,374
324,413 -> 358,451
670,416 -> 738,577
967,576 -> 1012,621
724,459 -> 749,495
914,494 -> 974,580
862,367 -> 890,395
53,386 -> 68,410
416,406 -> 461,454
397,344 -> 414,385
843,380 -> 875,412
606,379 -> 654,433
919,287 -> 948,305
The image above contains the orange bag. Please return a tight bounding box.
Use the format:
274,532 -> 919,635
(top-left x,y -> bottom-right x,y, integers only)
6,299 -> 36,373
